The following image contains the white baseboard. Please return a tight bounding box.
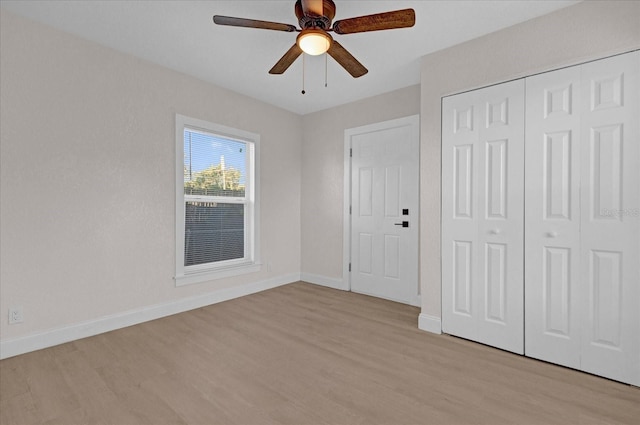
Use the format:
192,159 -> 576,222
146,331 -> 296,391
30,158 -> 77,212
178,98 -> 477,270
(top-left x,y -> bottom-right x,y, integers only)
418,313 -> 442,334
0,273 -> 300,360
301,272 -> 348,291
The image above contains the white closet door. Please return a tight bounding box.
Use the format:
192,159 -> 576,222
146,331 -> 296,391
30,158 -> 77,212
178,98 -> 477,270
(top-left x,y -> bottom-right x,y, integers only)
524,66 -> 583,369
526,51 -> 640,385
442,79 -> 525,354
442,90 -> 481,345
579,51 -> 639,385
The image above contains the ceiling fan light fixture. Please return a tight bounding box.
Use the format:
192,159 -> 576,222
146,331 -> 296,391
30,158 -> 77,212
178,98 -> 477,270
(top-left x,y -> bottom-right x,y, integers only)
297,29 -> 332,55
214,1 -> 415,78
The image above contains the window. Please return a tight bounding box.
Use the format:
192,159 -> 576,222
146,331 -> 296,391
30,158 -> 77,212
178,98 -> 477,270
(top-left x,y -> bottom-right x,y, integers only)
175,115 -> 260,286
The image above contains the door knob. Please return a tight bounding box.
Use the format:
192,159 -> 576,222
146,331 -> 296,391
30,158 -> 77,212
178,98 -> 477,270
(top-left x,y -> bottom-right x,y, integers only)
546,231 -> 558,238
395,221 -> 409,227
489,229 -> 501,235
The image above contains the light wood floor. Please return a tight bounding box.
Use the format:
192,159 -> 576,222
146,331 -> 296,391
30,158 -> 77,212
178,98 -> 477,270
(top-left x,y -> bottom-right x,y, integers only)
1,282 -> 638,425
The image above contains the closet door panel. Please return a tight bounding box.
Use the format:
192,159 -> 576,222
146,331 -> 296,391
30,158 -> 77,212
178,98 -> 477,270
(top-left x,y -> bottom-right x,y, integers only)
524,66 -> 582,369
443,80 -> 525,354
443,92 -> 480,339
477,81 -> 525,353
579,51 -> 640,385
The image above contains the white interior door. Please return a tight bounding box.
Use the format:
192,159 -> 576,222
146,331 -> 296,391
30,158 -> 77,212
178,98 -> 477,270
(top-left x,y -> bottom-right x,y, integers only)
442,79 -> 525,354
578,52 -> 639,385
524,65 -> 583,369
525,51 -> 639,385
347,115 -> 420,306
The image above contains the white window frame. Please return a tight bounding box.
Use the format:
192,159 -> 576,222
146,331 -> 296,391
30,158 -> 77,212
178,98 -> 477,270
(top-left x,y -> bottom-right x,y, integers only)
175,114 -> 261,286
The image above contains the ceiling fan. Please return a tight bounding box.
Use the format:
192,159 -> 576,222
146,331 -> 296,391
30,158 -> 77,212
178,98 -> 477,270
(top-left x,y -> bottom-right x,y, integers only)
213,0 -> 415,78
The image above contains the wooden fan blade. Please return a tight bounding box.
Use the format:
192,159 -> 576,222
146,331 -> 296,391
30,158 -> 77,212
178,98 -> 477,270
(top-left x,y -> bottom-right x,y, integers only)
213,15 -> 296,32
333,9 -> 415,34
269,44 -> 304,74
327,41 -> 368,78
300,0 -> 323,17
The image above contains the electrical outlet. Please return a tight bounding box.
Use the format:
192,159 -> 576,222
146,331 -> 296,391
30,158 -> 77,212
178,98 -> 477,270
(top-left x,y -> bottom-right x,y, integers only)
8,306 -> 23,324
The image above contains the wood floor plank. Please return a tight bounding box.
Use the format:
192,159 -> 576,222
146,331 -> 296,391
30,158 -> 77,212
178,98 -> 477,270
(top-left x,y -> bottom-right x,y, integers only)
0,391 -> 40,425
1,282 -> 639,425
19,351 -> 83,423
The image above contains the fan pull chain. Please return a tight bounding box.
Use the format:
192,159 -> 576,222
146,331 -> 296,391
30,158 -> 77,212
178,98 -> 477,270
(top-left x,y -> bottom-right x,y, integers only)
325,52 -> 328,87
301,54 -> 306,95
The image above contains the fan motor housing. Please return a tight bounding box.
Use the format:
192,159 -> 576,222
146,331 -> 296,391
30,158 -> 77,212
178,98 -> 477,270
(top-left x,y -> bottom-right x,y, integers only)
295,0 -> 336,29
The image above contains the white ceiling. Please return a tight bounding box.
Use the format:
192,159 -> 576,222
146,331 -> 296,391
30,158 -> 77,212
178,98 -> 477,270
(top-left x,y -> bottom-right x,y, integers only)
1,0 -> 579,115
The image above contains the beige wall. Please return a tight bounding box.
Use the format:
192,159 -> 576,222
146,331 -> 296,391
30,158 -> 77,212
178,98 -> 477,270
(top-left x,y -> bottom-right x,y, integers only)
420,1 -> 640,321
300,86 -> 420,280
0,10 -> 302,342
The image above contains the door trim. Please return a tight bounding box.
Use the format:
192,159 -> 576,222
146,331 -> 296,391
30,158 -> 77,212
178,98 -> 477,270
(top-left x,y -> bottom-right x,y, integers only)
342,114 -> 421,302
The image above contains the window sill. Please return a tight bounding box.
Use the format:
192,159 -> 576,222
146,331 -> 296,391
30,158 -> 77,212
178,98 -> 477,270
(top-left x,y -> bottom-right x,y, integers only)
175,262 -> 262,287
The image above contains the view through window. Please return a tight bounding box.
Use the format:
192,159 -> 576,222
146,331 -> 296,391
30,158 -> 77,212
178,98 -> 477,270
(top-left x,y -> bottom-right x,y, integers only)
183,129 -> 248,267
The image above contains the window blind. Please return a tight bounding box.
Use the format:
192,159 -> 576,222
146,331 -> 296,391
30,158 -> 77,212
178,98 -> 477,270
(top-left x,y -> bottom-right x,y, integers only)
183,129 -> 247,267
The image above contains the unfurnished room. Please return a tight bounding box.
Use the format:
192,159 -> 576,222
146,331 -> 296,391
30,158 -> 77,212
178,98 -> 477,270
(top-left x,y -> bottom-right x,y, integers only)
1,1 -> 639,424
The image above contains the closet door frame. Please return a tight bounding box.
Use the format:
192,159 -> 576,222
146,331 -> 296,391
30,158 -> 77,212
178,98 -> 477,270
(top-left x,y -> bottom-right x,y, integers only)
442,50 -> 639,386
